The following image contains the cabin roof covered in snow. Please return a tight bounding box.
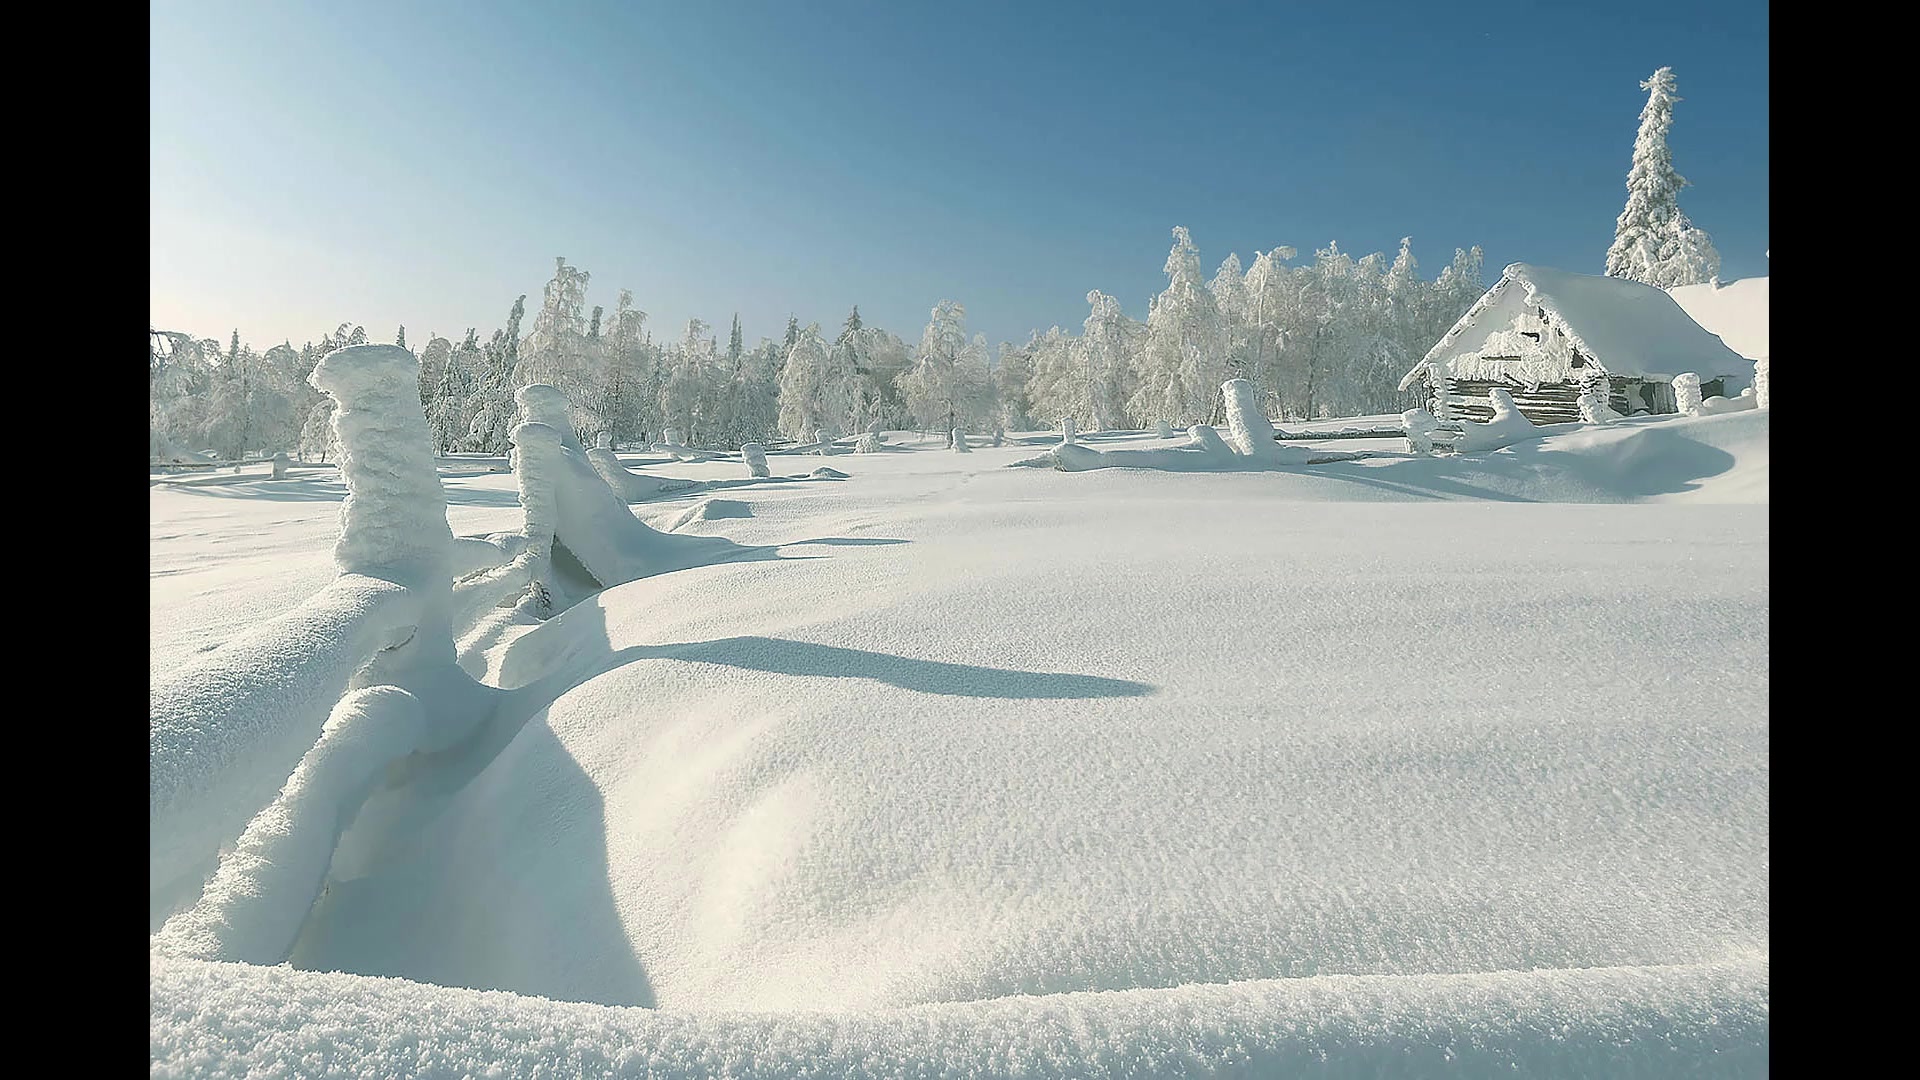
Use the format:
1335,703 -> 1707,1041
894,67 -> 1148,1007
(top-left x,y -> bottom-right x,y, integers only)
1668,276 -> 1769,361
1405,264 -> 1754,387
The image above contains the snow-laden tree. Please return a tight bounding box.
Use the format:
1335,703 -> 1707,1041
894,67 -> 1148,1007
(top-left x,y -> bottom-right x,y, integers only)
777,322 -> 848,439
900,300 -> 991,435
1083,290 -> 1143,429
1128,227 -> 1227,425
993,338 -> 1037,432
1604,67 -> 1721,288
467,295 -> 527,454
517,258 -> 601,437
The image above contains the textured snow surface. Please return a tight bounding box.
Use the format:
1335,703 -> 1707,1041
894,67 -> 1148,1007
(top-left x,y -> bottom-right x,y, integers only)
1669,276 -> 1769,362
153,954 -> 1767,1079
152,415 -> 1767,1075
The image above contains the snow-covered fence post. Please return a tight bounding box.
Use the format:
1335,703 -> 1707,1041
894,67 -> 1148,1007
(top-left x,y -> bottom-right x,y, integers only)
1060,416 -> 1077,445
271,451 -> 289,480
951,429 -> 970,453
1222,378 -> 1281,459
1673,372 -> 1703,416
1156,420 -> 1175,439
1401,408 -> 1439,455
1429,359 -> 1454,422
1753,356 -> 1769,409
742,443 -> 770,477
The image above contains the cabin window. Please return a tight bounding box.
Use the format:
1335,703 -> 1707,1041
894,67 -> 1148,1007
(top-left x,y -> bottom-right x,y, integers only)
1521,331 -> 1540,342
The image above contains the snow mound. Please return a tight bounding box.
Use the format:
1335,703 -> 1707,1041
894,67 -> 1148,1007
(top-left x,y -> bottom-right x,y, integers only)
660,498 -> 754,533
1013,385 -> 1362,470
811,467 -> 849,479
587,448 -> 697,501
153,953 -> 1768,1079
1669,276 -> 1768,361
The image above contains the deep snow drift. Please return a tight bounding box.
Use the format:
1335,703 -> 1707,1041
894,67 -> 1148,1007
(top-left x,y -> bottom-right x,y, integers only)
152,409 -> 1768,1076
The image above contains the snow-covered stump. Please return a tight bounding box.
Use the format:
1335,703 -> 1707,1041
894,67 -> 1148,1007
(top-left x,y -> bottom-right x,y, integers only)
308,344 -> 455,669
951,429 -> 970,453
1060,417 -> 1078,445
271,451 -> 289,480
1577,388 -> 1622,424
1401,409 -> 1439,455
152,686 -> 429,964
1753,356 -> 1769,409
742,443 -> 771,477
1673,372 -> 1703,416
509,423 -> 560,564
816,429 -> 830,455
992,429 -> 1005,448
1222,379 -> 1282,459
1458,388 -> 1541,453
1156,420 -> 1176,439
595,431 -> 612,450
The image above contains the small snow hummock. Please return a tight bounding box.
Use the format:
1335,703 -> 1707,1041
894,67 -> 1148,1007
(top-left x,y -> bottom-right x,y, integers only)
1060,416 -> 1078,445
1156,420 -> 1176,439
307,345 -> 454,598
1672,372 -> 1703,416
811,466 -> 850,479
1698,389 -> 1759,416
952,429 -> 970,453
1753,356 -> 1769,409
742,443 -> 771,477
1222,379 -> 1281,459
1401,408 -> 1440,455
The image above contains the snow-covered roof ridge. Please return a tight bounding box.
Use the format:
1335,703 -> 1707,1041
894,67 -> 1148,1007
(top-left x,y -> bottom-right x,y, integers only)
1410,264 -> 1753,383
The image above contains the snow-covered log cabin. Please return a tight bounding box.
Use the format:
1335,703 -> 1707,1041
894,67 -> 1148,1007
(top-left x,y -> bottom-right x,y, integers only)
1399,263 -> 1753,423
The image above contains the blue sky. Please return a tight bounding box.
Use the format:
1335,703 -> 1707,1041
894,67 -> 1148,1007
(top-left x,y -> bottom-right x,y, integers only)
151,0 -> 1769,352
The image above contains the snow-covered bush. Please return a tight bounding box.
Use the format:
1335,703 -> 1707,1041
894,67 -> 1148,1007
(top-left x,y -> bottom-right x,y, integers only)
952,429 -> 970,453
1401,408 -> 1439,455
1753,356 -> 1768,409
742,443 -> 771,477
1672,372 -> 1703,416
1222,379 -> 1281,459
855,432 -> 884,454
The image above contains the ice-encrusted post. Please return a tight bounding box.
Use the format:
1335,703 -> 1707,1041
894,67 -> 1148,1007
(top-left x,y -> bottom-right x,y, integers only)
308,343 -> 455,669
1753,356 -> 1769,409
515,384 -> 586,455
1222,379 -> 1281,458
1156,420 -> 1175,439
952,429 -> 970,453
1429,359 -> 1454,422
1401,408 -> 1439,455
1673,372 -> 1702,416
309,346 -> 452,594
742,443 -> 770,477
509,422 -> 560,564
1060,416 -> 1077,445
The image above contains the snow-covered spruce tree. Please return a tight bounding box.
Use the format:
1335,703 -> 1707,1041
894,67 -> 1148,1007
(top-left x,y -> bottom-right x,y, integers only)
468,296 -> 528,454
993,338 -> 1037,433
1083,290 -> 1143,429
1604,67 -> 1721,288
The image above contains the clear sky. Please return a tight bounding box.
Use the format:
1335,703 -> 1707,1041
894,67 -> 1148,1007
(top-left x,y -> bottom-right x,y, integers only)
151,0 -> 1769,352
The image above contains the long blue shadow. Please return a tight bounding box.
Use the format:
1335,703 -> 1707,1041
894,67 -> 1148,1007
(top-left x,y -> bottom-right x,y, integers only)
605,635 -> 1153,700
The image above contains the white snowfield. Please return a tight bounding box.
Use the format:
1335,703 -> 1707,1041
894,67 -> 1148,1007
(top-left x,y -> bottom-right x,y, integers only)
151,399 -> 1769,1076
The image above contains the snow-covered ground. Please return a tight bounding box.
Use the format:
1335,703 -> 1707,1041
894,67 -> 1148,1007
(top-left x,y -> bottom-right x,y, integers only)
151,415 -> 1768,1076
